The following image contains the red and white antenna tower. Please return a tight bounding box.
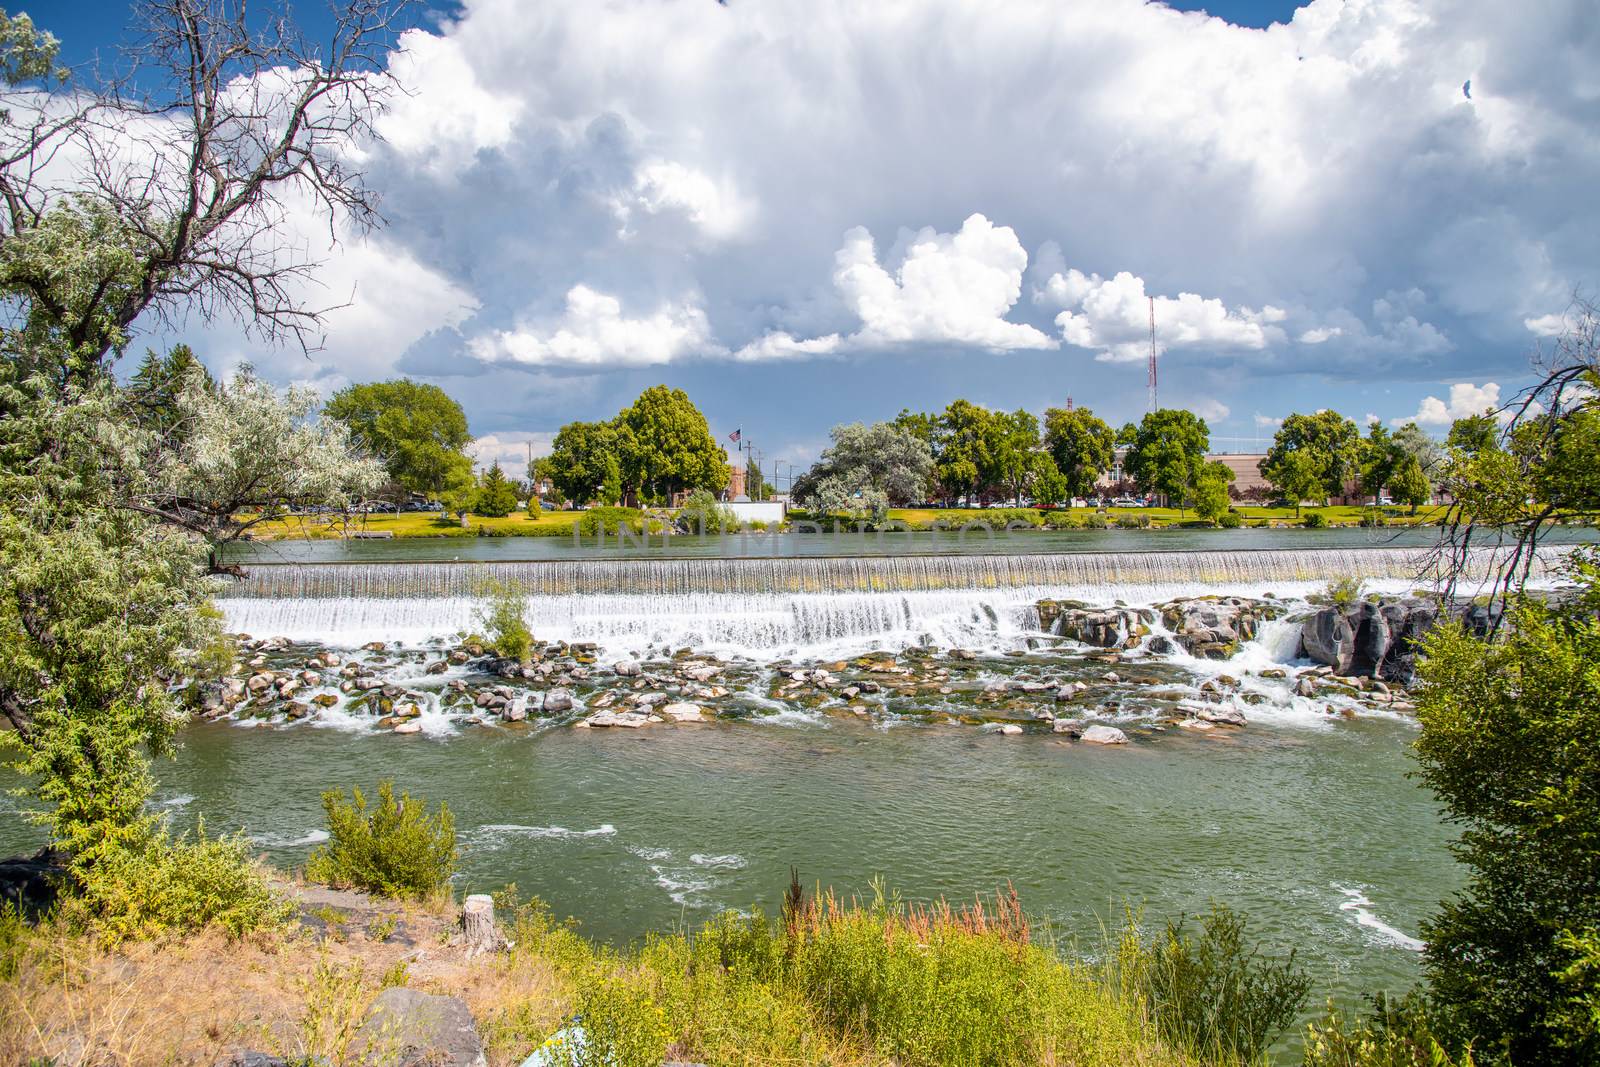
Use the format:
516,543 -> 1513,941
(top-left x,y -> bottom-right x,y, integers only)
1147,295 -> 1159,412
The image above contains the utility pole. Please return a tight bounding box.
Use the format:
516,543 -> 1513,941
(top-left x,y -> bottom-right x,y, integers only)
1148,296 -> 1159,413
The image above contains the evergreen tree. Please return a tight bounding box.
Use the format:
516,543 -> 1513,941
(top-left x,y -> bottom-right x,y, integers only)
475,462 -> 519,518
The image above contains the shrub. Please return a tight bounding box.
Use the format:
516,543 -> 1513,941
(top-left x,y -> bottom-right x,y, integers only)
1113,902 -> 1310,1061
578,506 -> 645,537
1325,576 -> 1365,608
1303,511 -> 1328,528
527,495 -> 542,518
1084,512 -> 1109,529
1044,510 -> 1081,529
1304,991 -> 1473,1067
1411,551 -> 1600,1064
676,489 -> 739,534
307,781 -> 456,900
66,823 -> 290,945
1217,512 -> 1242,529
556,969 -> 671,1067
478,582 -> 533,664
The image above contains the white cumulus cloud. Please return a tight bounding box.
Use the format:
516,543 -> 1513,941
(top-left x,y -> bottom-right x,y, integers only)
1040,268 -> 1283,363
469,285 -> 716,369
835,214 -> 1055,351
1397,381 -> 1504,426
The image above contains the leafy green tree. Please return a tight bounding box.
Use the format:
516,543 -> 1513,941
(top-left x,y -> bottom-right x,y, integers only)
1260,410 -> 1360,505
1269,449 -> 1324,515
1192,460 -> 1235,523
547,420 -> 621,506
1028,452 -> 1069,506
1358,421 -> 1399,499
1447,412 -> 1499,455
933,399 -> 994,504
1042,406 -> 1116,499
1390,455 -> 1431,513
1414,550 -> 1600,1064
799,421 -> 934,519
614,385 -> 728,503
323,380 -> 473,497
475,461 -> 519,517
983,408 -> 1041,503
1122,409 -> 1211,511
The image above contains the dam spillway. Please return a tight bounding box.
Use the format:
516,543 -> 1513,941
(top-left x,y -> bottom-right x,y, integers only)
223,545 -> 1537,600
216,545 -> 1555,654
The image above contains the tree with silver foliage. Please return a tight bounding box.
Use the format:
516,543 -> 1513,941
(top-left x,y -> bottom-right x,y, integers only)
0,1 -> 405,935
135,364 -> 384,573
799,421 -> 934,521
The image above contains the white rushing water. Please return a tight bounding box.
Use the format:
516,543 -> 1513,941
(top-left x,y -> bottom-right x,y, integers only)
218,543 -> 1544,660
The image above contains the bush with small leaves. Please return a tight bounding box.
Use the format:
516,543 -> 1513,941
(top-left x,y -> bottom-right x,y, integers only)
307,781 -> 456,901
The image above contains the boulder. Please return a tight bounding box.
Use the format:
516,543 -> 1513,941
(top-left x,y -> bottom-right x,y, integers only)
1301,608 -> 1355,674
541,688 -> 574,714
1080,724 -> 1129,745
1348,602 -> 1391,677
1038,603 -> 1147,648
1195,705 -> 1248,727
501,699 -> 527,723
393,721 -> 423,734
613,659 -> 642,677
1158,597 -> 1270,658
352,987 -> 487,1067
659,702 -> 708,723
581,710 -> 652,728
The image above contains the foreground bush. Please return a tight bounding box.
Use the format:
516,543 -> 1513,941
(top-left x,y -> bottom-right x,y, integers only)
307,781 -> 456,900
494,881 -> 1202,1067
1304,992 -> 1476,1067
65,824 -> 289,945
1113,903 -> 1310,1062
1412,549 -> 1600,1064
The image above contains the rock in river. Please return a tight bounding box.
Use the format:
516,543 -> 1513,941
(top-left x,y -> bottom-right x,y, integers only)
1080,724 -> 1129,745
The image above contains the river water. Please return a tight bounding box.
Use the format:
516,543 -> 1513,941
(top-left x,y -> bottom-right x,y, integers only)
12,533 -> 1595,1042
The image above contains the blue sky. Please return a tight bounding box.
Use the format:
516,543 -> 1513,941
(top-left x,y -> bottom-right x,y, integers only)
26,1 -> 1598,472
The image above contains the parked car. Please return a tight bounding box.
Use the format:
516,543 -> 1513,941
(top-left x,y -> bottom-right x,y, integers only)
1110,496 -> 1141,508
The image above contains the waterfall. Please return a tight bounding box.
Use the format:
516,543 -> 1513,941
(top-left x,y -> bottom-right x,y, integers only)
223,546 -> 1540,599
216,546 -> 1560,657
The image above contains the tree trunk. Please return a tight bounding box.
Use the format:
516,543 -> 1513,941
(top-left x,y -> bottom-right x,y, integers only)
457,893 -> 504,957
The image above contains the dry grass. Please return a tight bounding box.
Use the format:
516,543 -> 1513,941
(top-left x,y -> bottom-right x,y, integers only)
0,884 -> 569,1067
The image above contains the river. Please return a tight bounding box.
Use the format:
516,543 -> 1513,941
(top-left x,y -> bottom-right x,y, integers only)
9,533 -> 1593,1046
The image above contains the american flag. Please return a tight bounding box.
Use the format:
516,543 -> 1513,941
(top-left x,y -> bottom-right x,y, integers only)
727,428 -> 741,443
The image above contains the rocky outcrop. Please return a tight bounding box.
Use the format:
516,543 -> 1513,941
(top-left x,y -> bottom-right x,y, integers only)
1300,597 -> 1439,682
1036,601 -> 1152,648
352,987 -> 487,1067
1158,597 -> 1273,659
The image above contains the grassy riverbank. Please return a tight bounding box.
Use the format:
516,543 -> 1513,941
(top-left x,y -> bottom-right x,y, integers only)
242,505 -> 1449,541
2,878 -> 1248,1067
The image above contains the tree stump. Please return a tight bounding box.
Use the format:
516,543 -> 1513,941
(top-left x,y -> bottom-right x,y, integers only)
457,894 -> 505,957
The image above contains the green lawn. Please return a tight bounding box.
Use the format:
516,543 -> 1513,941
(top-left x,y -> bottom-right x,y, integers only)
244,509 -> 581,540
885,505 -> 1446,528
244,503 -> 1448,540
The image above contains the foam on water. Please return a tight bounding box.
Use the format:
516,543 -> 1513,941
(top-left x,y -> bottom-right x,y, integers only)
1336,885 -> 1425,951
468,824 -> 618,848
